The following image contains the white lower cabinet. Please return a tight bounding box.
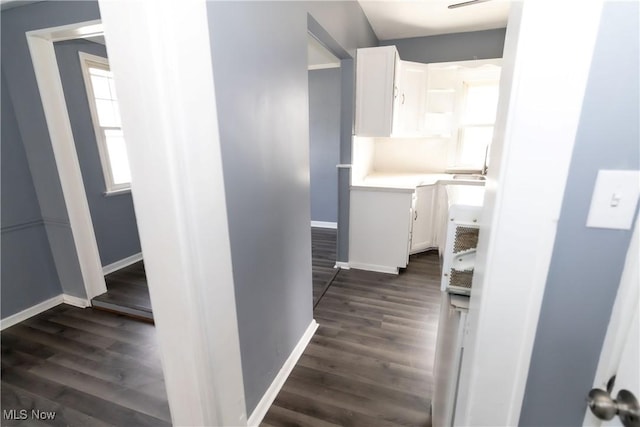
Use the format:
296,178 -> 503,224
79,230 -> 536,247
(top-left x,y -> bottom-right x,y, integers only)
410,185 -> 437,254
348,187 -> 414,274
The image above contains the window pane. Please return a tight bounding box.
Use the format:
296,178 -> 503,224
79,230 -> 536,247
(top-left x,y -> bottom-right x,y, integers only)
89,67 -> 111,78
108,78 -> 118,100
95,99 -> 121,127
90,74 -> 111,99
464,84 -> 499,124
104,129 -> 131,185
459,126 -> 493,168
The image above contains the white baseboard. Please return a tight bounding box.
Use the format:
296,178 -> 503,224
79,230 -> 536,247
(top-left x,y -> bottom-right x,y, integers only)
334,261 -> 350,269
310,221 -> 337,229
348,262 -> 399,275
102,252 -> 143,275
247,319 -> 319,426
1,295 -> 63,330
62,294 -> 91,308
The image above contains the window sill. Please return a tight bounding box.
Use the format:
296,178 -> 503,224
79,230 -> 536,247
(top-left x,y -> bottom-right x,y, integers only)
104,188 -> 131,197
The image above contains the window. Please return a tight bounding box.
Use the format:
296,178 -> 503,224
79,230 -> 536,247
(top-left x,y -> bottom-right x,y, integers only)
79,52 -> 131,194
455,81 -> 500,170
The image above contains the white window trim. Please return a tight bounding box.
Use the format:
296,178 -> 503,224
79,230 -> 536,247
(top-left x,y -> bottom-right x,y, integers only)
454,80 -> 500,170
78,51 -> 130,194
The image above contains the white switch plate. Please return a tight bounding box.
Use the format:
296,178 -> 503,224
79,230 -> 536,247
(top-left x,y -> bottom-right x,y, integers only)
586,170 -> 640,230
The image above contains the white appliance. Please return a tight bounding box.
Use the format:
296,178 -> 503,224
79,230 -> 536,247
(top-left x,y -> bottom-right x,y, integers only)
440,185 -> 485,295
432,292 -> 470,426
432,184 -> 485,426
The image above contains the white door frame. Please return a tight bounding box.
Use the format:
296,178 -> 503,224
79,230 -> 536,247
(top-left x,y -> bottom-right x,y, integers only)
98,0 -> 246,425
455,1 -> 605,426
26,20 -> 107,302
583,214 -> 639,425
26,1 -> 248,424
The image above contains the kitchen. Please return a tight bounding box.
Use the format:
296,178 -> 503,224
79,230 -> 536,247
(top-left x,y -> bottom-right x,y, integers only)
346,41 -> 501,425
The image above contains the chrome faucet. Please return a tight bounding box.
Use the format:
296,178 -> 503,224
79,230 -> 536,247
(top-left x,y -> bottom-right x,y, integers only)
481,145 -> 489,176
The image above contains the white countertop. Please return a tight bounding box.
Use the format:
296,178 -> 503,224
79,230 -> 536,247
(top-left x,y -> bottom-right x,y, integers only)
352,172 -> 486,191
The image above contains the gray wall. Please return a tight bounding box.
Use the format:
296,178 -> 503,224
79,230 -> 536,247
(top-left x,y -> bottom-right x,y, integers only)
380,28 -> 506,63
206,0 -> 376,413
1,1 -> 103,301
1,71 -> 63,318
309,67 -> 341,223
54,39 -> 141,267
519,3 -> 639,426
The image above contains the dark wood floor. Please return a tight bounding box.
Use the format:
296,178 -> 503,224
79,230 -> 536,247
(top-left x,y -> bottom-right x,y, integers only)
262,250 -> 441,427
92,261 -> 153,321
1,234 -> 440,427
93,227 -> 336,319
0,304 -> 170,426
311,227 -> 338,306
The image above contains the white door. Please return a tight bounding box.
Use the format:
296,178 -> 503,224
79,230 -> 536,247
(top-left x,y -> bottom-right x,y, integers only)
584,214 -> 639,426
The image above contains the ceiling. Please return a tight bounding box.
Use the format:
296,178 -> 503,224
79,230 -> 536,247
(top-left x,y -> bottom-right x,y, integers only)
357,0 -> 510,40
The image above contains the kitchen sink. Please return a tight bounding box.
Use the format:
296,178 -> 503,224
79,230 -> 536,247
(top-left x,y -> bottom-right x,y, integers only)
452,174 -> 486,181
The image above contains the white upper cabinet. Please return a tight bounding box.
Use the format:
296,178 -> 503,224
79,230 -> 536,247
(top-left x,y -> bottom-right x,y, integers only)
355,46 -> 429,137
355,46 -> 398,137
394,61 -> 429,136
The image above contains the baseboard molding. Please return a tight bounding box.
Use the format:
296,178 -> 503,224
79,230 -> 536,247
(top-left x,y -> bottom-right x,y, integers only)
348,262 -> 399,275
62,294 -> 91,308
334,261 -> 350,269
310,221 -> 337,229
247,319 -> 319,426
102,252 -> 143,275
1,295 -> 63,330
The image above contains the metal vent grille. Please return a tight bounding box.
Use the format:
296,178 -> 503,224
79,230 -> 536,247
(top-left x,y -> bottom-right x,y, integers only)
453,226 -> 479,253
449,270 -> 473,289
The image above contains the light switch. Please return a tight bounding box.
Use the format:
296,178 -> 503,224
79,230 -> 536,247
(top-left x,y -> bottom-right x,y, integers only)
586,170 -> 640,230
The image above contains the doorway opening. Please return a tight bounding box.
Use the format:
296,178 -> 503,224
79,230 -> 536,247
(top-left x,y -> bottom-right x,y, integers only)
52,31 -> 152,321
307,32 -> 342,307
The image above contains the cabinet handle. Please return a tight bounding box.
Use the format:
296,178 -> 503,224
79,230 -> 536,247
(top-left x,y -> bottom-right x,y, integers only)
401,93 -> 405,105
414,211 -> 418,220
394,86 -> 398,99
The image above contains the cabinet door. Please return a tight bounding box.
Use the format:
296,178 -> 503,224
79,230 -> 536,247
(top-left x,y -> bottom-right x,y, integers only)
411,185 -> 436,253
393,61 -> 429,137
349,188 -> 414,273
355,46 -> 398,137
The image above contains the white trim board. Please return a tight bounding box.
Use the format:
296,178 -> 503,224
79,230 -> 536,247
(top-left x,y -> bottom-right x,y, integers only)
348,262 -> 398,275
26,21 -> 108,301
310,221 -> 337,229
247,319 -> 319,426
454,2 -> 605,425
100,1 -> 247,424
0,294 -> 91,330
102,252 -> 143,275
62,294 -> 91,308
334,261 -> 350,270
1,295 -> 63,330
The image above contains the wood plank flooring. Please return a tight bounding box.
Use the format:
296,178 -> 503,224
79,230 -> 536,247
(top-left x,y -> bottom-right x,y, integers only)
94,226 -> 336,318
1,304 -> 170,426
262,250 -> 441,427
92,261 -> 153,321
1,232 -> 441,427
311,227 -> 338,306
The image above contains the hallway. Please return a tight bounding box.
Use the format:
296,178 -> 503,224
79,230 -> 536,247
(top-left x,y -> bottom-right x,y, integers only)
263,251 -> 440,426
